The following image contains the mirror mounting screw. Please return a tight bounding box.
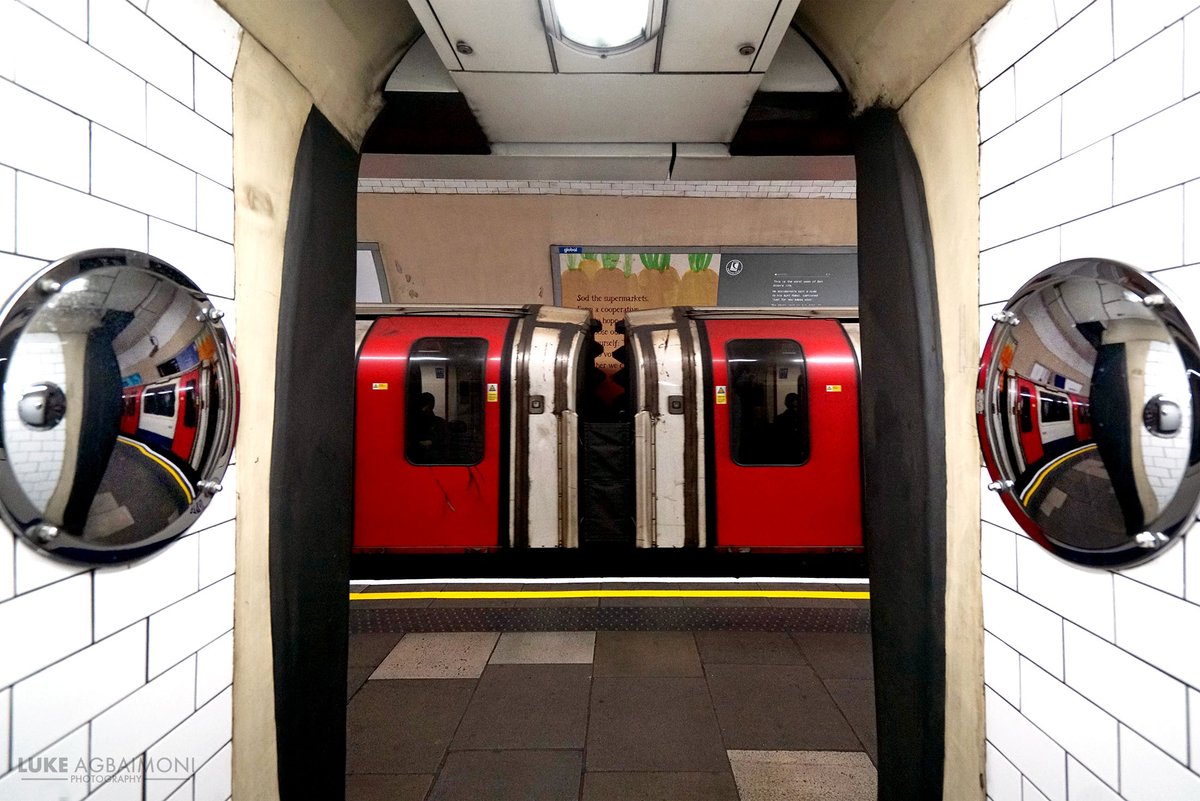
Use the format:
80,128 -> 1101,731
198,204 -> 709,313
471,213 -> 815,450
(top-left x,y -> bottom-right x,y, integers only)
36,279 -> 61,294
1135,531 -> 1167,548
26,524 -> 60,544
987,480 -> 1014,492
198,480 -> 223,495
991,310 -> 1020,326
197,307 -> 224,322
738,43 -> 756,56
1143,293 -> 1167,307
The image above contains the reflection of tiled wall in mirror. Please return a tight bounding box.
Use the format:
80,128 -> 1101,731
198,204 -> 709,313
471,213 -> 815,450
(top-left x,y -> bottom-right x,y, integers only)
2,333 -> 66,507
1139,340 -> 1191,510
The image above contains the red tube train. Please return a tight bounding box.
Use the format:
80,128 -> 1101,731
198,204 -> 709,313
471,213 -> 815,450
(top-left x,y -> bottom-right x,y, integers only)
119,365 -> 216,471
353,305 -> 863,554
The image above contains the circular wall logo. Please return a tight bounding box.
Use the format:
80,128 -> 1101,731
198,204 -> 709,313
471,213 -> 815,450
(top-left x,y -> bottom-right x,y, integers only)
724,259 -> 744,276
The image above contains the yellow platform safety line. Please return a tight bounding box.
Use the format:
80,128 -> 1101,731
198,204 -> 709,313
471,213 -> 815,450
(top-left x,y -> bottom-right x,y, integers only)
350,589 -> 870,601
1019,443 -> 1098,505
117,435 -> 195,504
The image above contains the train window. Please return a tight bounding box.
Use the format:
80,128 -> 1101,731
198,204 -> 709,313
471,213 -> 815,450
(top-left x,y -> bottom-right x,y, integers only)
143,385 -> 176,417
1040,392 -> 1071,422
182,379 -> 198,428
726,339 -> 810,466
405,337 -> 487,466
1018,387 -> 1033,432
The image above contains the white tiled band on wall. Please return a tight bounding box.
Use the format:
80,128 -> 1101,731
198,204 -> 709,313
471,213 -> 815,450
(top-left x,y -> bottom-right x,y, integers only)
357,177 -> 859,199
0,0 -> 241,799
975,1 -> 1200,800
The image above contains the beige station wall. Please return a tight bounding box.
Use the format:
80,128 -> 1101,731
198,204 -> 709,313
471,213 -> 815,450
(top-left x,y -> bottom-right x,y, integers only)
357,194 -> 857,304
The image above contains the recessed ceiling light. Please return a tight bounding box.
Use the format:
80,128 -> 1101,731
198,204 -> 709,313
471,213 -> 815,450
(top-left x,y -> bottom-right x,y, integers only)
542,0 -> 663,56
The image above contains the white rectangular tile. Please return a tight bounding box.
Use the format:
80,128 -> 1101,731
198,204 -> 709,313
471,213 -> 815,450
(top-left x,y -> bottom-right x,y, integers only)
1112,0 -> 1196,55
983,576 -> 1065,678
979,229 -> 1060,306
90,0 -> 193,106
1066,756 -> 1120,800
1019,658 -> 1119,786
980,138 -> 1112,250
1016,537 -> 1115,640
147,575 -> 233,676
986,688 -> 1067,801
13,536 -> 88,594
91,125 -> 197,229
0,530 -> 12,605
196,176 -> 233,243
1053,0 -> 1092,25
0,252 -> 47,303
12,622 -> 146,759
1119,534 -> 1185,597
197,520 -> 234,588
144,687 -> 232,801
0,572 -> 91,687
93,533 -> 200,638
147,87 -> 232,188
982,522 -> 1019,588
0,164 -> 13,252
1114,94 -> 1200,203
987,741 -> 1022,801
371,632 -> 500,679
1114,575 -> 1200,688
0,724 -> 88,801
1151,264 -> 1200,343
1062,23 -> 1184,156
985,630 -> 1021,705
0,79 -> 90,190
1063,622 -> 1188,761
195,629 -> 232,705
1015,0 -> 1113,118
1186,180 -> 1199,266
980,68 -> 1019,142
10,1 -> 146,143
193,463 -> 235,531
0,686 -> 8,774
91,658 -> 196,783
147,218 -> 233,300
193,740 -> 230,801
0,1 -> 15,80
20,0 -> 87,38
1190,686 -> 1200,770
1119,725 -> 1200,801
145,0 -> 241,77
981,97 -> 1062,196
1024,777 -> 1052,801
87,762 -> 145,801
1060,187 -> 1184,271
973,0 -> 1059,86
15,172 -> 148,260
490,631 -> 595,664
193,57 -> 232,133
1187,524 -> 1200,606
163,778 -> 192,801
1187,10 -> 1200,97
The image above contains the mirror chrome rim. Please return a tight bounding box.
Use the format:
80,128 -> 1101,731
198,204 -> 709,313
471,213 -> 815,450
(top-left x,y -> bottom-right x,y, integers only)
0,249 -> 238,564
978,257 -> 1200,568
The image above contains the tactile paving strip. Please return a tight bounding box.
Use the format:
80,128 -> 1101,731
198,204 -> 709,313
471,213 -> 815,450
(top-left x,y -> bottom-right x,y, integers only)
350,605 -> 870,634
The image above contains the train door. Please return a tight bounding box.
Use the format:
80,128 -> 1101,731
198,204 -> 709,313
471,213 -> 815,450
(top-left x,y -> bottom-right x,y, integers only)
355,316 -> 510,551
171,368 -> 201,462
1037,387 -> 1074,445
704,319 -> 862,550
138,380 -> 178,451
1011,376 -> 1043,466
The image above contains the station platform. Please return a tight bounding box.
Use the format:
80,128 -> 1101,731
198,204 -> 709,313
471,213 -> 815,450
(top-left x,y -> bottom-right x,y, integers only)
346,582 -> 875,801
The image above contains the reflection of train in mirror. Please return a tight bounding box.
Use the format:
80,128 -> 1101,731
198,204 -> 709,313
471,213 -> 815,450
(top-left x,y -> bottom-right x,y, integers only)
1002,374 -> 1092,473
120,364 -> 217,472
354,305 -> 862,554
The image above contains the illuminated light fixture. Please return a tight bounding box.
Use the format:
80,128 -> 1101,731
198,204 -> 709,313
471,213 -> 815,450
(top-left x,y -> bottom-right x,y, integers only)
541,0 -> 664,56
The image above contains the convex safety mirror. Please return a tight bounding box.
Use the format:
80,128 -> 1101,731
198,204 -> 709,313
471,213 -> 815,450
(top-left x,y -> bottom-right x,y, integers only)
978,258 -> 1200,568
0,249 -> 238,563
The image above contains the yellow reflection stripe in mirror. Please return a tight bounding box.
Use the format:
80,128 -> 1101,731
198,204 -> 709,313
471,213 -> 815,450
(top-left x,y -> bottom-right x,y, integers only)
348,589 -> 870,600
1019,443 -> 1098,506
116,435 -> 195,504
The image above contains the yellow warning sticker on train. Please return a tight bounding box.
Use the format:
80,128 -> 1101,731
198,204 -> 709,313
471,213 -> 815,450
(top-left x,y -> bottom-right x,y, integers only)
487,383 -> 499,402
371,382 -> 388,390
826,384 -> 842,392
715,386 -> 727,405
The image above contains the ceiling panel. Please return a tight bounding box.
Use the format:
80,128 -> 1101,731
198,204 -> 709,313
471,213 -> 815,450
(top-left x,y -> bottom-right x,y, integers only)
551,37 -> 657,73
757,28 -> 841,91
658,0 -> 781,72
426,0 -> 552,72
385,34 -> 459,92
452,72 -> 763,143
405,0 -> 463,70
750,0 -> 804,73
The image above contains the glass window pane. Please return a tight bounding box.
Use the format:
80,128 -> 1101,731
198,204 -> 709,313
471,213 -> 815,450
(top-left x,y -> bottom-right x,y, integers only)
727,339 -> 810,466
405,337 -> 488,466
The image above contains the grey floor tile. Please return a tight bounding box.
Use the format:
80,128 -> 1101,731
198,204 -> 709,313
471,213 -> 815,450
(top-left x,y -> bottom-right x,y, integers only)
581,771 -> 739,801
348,632 -> 405,668
586,677 -> 729,772
371,632 -> 499,679
490,631 -> 596,664
790,632 -> 873,680
428,750 -> 583,801
347,667 -> 372,701
705,664 -> 861,751
695,631 -> 807,665
452,664 -> 592,750
593,631 -> 702,677
345,773 -> 433,801
727,750 -> 877,801
515,583 -> 601,607
824,680 -> 877,764
430,583 -> 524,608
346,679 -> 475,774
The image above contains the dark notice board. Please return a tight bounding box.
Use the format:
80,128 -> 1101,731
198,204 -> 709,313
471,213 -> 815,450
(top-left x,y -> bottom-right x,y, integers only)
715,248 -> 858,307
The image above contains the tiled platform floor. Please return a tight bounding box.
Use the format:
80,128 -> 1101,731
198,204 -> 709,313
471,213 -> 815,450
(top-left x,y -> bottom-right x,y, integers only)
346,588 -> 875,801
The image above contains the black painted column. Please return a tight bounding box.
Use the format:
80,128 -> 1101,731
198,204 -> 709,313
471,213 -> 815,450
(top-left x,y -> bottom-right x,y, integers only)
854,107 -> 948,801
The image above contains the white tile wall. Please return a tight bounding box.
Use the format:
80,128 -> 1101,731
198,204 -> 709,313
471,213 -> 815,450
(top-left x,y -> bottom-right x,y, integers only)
1025,777 -> 1053,801
0,1 -> 240,798
357,177 -> 858,199
973,0 -> 1059,86
0,724 -> 88,801
988,741 -> 1024,801
194,741 -> 231,801
976,3 -> 1200,800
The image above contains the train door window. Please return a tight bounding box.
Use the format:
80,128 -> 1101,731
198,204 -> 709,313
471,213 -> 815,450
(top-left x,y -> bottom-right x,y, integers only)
405,337 -> 487,465
182,380 -> 199,427
1018,387 -> 1033,432
726,339 -> 809,466
1040,391 -> 1070,422
144,386 -> 175,417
